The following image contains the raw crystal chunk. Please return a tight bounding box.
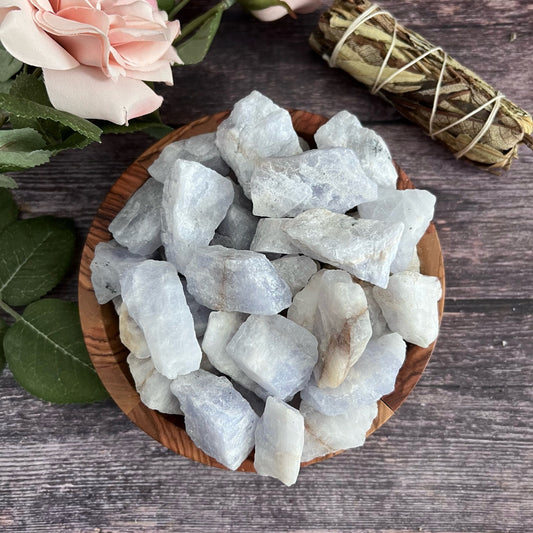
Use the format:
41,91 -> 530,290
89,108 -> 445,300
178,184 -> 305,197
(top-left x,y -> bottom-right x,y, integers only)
315,110 -> 397,189
90,240 -> 145,304
357,281 -> 389,338
108,178 -> 163,256
250,148 -> 377,217
148,132 -> 229,182
127,353 -> 182,415
216,203 -> 259,250
373,271 -> 442,347
215,90 -> 302,197
184,246 -> 292,315
161,159 -> 234,272
254,397 -> 305,486
285,208 -> 404,288
183,280 -> 211,338
170,370 -> 258,470
406,249 -> 421,273
301,333 -> 406,415
358,189 -> 436,272
250,218 -> 300,254
287,269 -> 327,331
233,382 -> 266,416
226,315 -> 318,400
119,303 -> 150,359
271,255 -> 318,296
300,401 -> 378,462
120,260 -> 201,379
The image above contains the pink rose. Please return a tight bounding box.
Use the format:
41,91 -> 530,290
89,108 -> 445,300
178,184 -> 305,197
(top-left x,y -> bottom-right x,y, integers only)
250,0 -> 321,22
0,0 -> 181,124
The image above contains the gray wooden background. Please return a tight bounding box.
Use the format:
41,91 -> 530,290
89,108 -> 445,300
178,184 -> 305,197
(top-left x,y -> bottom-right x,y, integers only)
1,1 -> 532,531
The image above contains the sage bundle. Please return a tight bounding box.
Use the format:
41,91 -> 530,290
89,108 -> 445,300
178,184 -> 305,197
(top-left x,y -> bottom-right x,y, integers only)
309,0 -> 533,171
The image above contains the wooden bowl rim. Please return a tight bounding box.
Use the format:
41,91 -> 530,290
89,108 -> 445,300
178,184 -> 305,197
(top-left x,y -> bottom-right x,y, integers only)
78,109 -> 445,472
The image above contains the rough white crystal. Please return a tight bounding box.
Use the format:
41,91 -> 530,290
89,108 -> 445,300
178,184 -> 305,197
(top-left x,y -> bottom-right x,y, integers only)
127,353 -> 182,415
120,260 -> 201,379
215,91 -> 302,197
271,255 -> 318,296
90,240 -> 145,304
287,269 -> 328,331
285,208 -> 404,288
254,397 -> 305,486
357,281 -> 389,338
108,178 -> 163,256
184,246 -> 292,315
373,271 -> 442,347
183,280 -> 211,338
406,249 -> 421,273
250,218 -> 300,254
250,148 -> 377,217
315,110 -> 397,189
301,333 -> 406,415
226,314 -> 319,400
358,189 -> 436,272
119,303 -> 150,359
170,370 -> 258,470
216,203 -> 259,250
161,159 -> 234,272
148,132 -> 230,182
300,401 -> 378,462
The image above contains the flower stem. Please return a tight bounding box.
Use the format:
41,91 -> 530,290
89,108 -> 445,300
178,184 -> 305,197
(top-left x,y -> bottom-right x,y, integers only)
0,298 -> 22,322
169,0 -> 192,19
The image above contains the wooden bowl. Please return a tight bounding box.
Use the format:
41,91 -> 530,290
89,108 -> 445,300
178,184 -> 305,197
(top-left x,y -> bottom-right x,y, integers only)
79,110 -> 445,472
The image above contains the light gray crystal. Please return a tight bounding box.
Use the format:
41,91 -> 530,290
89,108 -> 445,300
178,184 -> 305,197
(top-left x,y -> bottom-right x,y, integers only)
183,280 -> 211,338
287,269 -> 328,332
406,249 -> 421,273
250,218 -> 300,255
300,401 -> 378,462
215,90 -> 302,197
357,281 -> 389,338
250,148 -> 377,217
127,353 -> 182,415
108,178 -> 163,256
170,370 -> 258,470
271,255 -> 318,296
120,260 -> 201,378
90,240 -> 145,304
254,397 -> 305,486
216,203 -> 259,250
184,246 -> 292,315
373,271 -> 442,347
119,303 -> 150,359
285,208 -> 404,288
226,315 -> 318,400
315,110 -> 397,189
148,132 -> 229,182
301,333 -> 406,415
161,159 -> 234,272
358,189 -> 436,272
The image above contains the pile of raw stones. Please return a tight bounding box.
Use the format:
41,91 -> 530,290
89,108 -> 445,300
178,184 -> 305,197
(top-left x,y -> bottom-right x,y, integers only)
91,91 -> 441,486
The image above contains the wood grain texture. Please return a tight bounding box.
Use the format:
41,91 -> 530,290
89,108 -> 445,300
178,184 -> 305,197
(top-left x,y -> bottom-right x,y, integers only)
1,0 -> 532,531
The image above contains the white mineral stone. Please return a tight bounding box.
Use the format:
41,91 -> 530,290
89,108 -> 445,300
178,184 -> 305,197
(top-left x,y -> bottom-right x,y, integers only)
148,132 -> 229,182
357,281 -> 389,338
90,240 -> 146,304
254,397 -> 305,486
301,333 -> 406,415
215,90 -> 302,197
271,255 -> 318,296
226,315 -> 319,400
285,208 -> 404,288
184,246 -> 292,315
406,249 -> 421,273
250,218 -> 300,254
183,280 -> 211,338
315,110 -> 397,189
373,271 -> 442,347
170,370 -> 258,470
120,260 -> 201,379
216,203 -> 259,250
112,296 -> 123,314
119,303 -> 150,359
161,159 -> 234,272
250,148 -> 377,217
287,269 -> 328,331
108,178 -> 163,256
127,353 -> 182,415
300,401 -> 378,462
358,189 -> 436,272
298,136 -> 310,151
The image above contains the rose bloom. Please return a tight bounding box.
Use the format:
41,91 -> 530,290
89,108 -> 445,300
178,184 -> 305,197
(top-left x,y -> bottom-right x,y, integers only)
0,0 -> 181,124
250,0 -> 321,22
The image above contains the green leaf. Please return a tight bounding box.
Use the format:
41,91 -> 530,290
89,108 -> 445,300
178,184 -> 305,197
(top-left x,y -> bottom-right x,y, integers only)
0,216 -> 75,306
0,128 -> 51,172
49,132 -> 95,153
4,299 -> 109,403
0,318 -> 7,372
0,80 -> 12,94
157,0 -> 174,11
0,93 -> 102,142
0,188 -> 17,233
102,120 -> 174,138
0,175 -> 17,189
177,9 -> 223,65
0,43 -> 22,82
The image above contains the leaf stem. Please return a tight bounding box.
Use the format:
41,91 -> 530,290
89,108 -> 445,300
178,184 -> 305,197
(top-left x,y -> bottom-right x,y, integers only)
0,298 -> 22,321
169,0 -> 192,19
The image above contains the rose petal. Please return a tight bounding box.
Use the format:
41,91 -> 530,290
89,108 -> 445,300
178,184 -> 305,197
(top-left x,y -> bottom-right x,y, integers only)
43,65 -> 163,124
251,0 -> 320,22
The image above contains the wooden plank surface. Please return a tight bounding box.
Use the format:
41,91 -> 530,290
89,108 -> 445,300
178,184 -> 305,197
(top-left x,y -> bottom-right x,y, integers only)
1,1 -> 532,531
